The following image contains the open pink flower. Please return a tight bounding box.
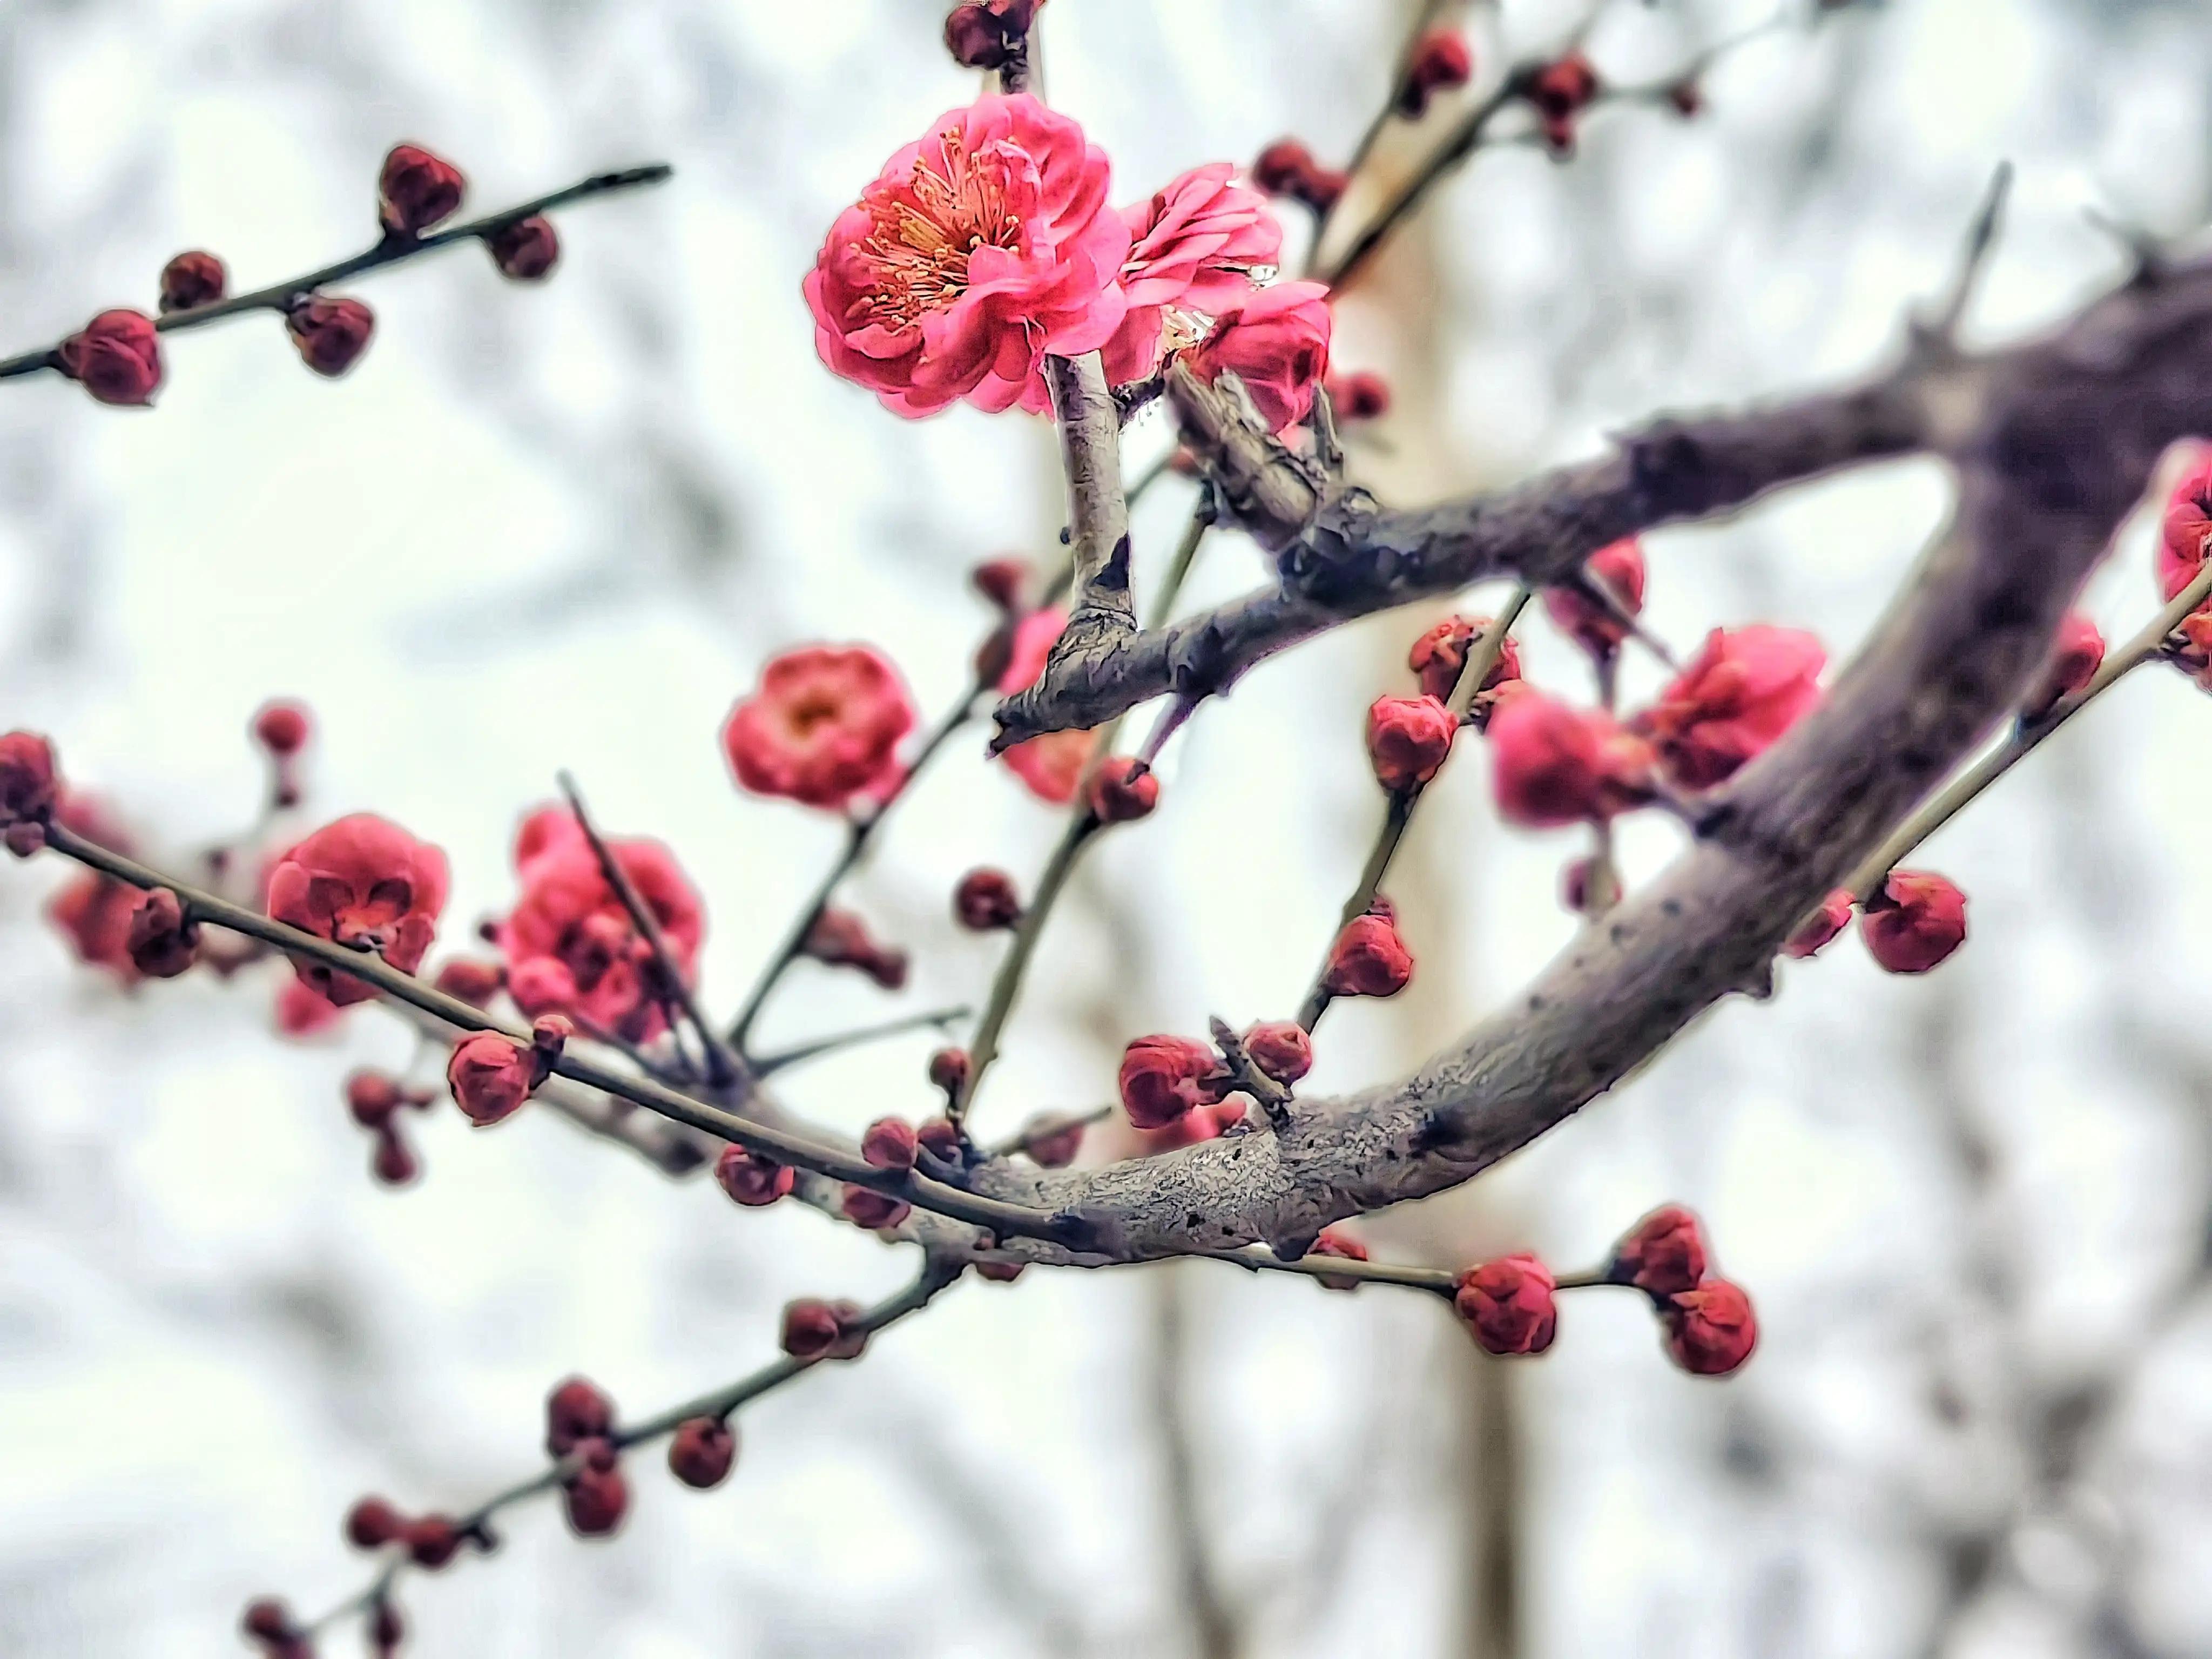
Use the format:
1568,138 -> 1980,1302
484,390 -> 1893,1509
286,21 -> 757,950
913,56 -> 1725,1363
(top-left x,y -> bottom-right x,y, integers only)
1082,164 -> 1283,393
1185,280 -> 1332,432
1633,625 -> 1825,789
494,808 -> 705,1043
1488,689 -> 1657,827
723,645 -> 915,810
805,93 -> 1129,417
266,814 -> 450,1005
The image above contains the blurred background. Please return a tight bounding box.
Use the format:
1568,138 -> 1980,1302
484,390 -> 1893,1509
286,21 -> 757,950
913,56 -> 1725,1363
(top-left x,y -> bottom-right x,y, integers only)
4,0 -> 2212,1654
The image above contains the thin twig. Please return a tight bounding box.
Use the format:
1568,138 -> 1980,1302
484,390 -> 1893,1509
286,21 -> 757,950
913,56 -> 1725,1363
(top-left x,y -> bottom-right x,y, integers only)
1840,558 -> 2212,903
728,681 -> 988,1050
1196,1245 -> 1456,1297
0,164 -> 673,380
958,505 -> 1217,1129
1921,160 -> 2015,347
557,771 -> 744,1090
955,808 -> 1101,1130
33,822 -> 1082,1247
1297,589 -> 1532,1030
751,1005 -> 971,1077
302,1261 -> 961,1639
1321,19 -> 1786,293
1325,0 -> 1457,227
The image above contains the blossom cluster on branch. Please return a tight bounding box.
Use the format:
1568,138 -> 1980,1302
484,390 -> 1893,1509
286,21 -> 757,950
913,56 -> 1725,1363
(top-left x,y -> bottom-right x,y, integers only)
4,0 -> 2209,1651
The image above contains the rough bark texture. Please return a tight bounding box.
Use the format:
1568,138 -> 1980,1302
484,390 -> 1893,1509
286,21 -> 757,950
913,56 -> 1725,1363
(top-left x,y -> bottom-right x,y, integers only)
992,304 -> 1980,748
966,254 -> 2212,1262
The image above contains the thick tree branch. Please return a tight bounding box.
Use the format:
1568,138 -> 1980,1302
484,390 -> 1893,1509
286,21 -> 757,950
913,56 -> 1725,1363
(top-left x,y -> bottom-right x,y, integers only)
964,252 -> 2212,1262
993,347 -> 1936,746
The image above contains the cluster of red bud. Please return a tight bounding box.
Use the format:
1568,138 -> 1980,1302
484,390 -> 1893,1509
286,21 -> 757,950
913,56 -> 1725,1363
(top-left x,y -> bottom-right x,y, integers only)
1250,36 -> 1684,230
344,1070 -> 437,1186
1117,1018 -> 1313,1135
1452,1205 -> 1757,1375
55,143 -> 558,407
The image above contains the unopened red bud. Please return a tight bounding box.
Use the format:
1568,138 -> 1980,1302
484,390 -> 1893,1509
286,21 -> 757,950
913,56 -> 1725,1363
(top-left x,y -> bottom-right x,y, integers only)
1327,370 -> 1391,422
927,1047 -> 971,1100
242,1597 -> 296,1643
446,1031 -> 537,1126
916,1115 -> 963,1160
667,1416 -> 737,1489
1667,78 -> 1703,118
1544,537 -> 1645,658
367,1599 -> 404,1658
1018,1112 -> 1084,1168
59,308 -> 164,407
841,1183 -> 913,1231
1243,1021 -> 1313,1085
378,143 -> 467,237
803,907 -> 908,990
970,557 -> 1028,612
1782,888 -> 1854,960
545,1375 -> 615,1456
286,295 -> 375,377
486,215 -> 559,281
0,732 -> 58,826
1860,869 -> 1967,974
1118,1034 -> 1226,1130
2024,611 -> 2105,720
159,250 -> 227,313
345,1070 -> 404,1129
1252,138 -> 1318,197
1320,912 -> 1414,1000
1398,28 -> 1474,117
975,1253 -> 1026,1282
1525,51 -> 1601,123
780,1296 -> 845,1358
1085,759 -> 1158,823
862,1116 -> 919,1170
562,1462 -> 630,1537
954,867 -> 1022,930
944,1 -> 1019,69
1662,1278 -> 1758,1375
1366,694 -> 1457,792
370,1127 -> 419,1186
530,1013 -> 572,1058
1408,616 -> 1521,705
345,1495 -> 406,1550
125,887 -> 198,977
433,957 -> 503,1006
251,699 -> 311,757
714,1144 -> 795,1207
1607,1205 -> 1708,1297
1487,690 -> 1657,828
404,1514 -> 463,1569
1453,1253 -> 1557,1355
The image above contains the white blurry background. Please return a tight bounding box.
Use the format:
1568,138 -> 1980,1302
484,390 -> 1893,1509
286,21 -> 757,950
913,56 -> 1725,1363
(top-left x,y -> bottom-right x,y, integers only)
3,0 -> 2212,1655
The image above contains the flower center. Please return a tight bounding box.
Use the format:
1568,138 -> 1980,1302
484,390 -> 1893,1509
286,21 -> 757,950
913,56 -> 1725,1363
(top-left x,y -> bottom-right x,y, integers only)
784,691 -> 844,741
855,138 -> 1024,331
